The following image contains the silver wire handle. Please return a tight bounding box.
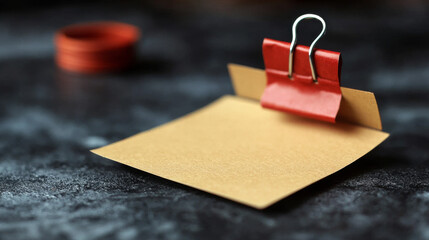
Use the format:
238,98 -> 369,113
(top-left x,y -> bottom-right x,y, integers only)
288,14 -> 326,83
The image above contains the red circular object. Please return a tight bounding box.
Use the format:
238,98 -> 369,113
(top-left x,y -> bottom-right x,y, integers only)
55,22 -> 140,73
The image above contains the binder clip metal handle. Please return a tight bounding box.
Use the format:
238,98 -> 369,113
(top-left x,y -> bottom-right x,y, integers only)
289,14 -> 326,83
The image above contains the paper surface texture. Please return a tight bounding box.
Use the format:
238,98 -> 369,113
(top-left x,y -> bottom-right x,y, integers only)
92,95 -> 388,209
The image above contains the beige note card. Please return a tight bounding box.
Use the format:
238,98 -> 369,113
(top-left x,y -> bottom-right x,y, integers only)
92,95 -> 388,209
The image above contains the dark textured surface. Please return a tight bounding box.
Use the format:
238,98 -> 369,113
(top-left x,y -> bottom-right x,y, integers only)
1,2 -> 429,240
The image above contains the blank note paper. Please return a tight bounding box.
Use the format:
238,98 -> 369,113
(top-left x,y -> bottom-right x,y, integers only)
92,95 -> 388,209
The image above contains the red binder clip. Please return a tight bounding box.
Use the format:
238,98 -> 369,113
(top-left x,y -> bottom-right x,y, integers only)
261,14 -> 342,123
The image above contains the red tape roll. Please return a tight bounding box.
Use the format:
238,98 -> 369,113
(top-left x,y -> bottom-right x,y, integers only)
55,22 -> 140,73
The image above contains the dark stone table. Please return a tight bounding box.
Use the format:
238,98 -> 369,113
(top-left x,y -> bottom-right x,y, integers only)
1,2 -> 428,239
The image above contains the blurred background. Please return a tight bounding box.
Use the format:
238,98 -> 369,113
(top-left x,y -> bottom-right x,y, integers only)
0,1 -> 428,240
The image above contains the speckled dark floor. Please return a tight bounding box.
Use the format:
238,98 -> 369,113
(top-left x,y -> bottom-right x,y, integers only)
0,2 -> 429,240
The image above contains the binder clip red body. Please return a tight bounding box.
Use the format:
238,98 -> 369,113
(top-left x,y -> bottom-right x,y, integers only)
261,14 -> 342,123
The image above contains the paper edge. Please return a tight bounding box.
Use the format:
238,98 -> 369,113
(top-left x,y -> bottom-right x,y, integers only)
257,131 -> 390,209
